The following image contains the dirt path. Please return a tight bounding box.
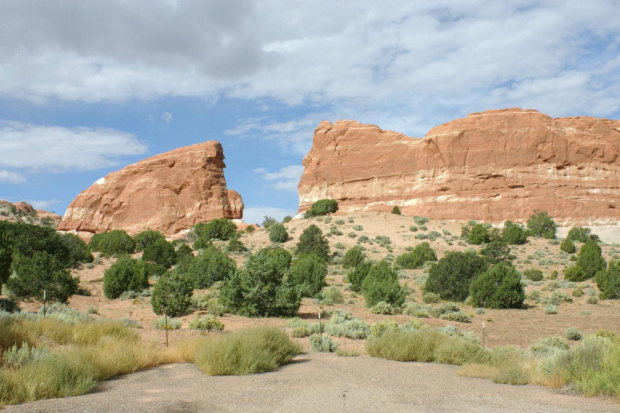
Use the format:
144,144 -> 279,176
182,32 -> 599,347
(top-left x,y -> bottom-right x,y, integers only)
4,353 -> 619,413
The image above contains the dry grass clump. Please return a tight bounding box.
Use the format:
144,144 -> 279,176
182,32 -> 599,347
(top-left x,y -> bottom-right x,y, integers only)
193,327 -> 302,375
0,312 -> 175,406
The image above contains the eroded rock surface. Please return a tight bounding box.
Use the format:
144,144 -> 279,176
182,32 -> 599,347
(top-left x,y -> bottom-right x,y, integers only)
298,108 -> 620,224
59,141 -> 243,238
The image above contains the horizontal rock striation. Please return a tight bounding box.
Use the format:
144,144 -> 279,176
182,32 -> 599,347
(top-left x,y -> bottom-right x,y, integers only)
298,108 -> 620,225
59,141 -> 243,238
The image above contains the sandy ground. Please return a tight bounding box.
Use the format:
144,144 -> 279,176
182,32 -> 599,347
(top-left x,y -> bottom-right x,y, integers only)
4,352 -> 620,413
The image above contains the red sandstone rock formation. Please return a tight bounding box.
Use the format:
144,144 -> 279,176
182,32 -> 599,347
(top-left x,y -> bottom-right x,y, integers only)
59,141 -> 244,238
0,200 -> 62,226
298,108 -> 620,225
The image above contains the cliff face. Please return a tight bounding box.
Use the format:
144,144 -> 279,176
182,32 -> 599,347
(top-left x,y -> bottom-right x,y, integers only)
59,141 -> 243,238
298,108 -> 620,224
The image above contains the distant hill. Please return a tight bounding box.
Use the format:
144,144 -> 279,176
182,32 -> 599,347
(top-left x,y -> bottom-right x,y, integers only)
0,200 -> 62,228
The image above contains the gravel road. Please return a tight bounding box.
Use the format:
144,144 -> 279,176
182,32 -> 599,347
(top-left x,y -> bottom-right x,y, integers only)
3,353 -> 619,413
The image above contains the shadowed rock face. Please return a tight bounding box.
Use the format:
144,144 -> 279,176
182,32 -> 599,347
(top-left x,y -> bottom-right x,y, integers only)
59,141 -> 243,238
298,108 -> 620,225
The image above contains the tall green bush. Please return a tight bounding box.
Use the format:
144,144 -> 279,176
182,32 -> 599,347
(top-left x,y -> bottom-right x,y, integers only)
348,261 -> 372,292
342,246 -> 365,269
268,223 -> 288,243
502,221 -> 527,245
469,263 -> 524,308
103,255 -> 149,299
560,238 -> 576,254
468,224 -> 491,245
193,219 -> 237,241
479,240 -> 512,265
142,238 -> 177,269
133,229 -> 165,252
91,230 -> 135,255
296,224 -> 330,261
526,210 -> 556,239
567,226 -> 591,243
596,261 -> 620,299
185,245 -> 236,288
151,269 -> 193,317
395,242 -> 437,269
361,260 -> 406,307
309,199 -> 339,216
426,251 -> 488,301
287,254 -> 327,297
576,239 -> 606,279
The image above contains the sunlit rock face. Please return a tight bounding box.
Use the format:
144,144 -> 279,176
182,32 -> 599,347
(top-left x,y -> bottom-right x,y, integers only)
298,108 -> 620,225
59,141 -> 244,238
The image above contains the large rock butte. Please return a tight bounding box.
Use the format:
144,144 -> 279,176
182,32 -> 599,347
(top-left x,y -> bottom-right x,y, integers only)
59,141 -> 243,238
298,108 -> 620,225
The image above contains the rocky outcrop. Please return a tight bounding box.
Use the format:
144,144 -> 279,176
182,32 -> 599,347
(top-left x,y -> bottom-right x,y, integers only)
298,108 -> 620,225
59,141 -> 244,238
0,200 -> 62,227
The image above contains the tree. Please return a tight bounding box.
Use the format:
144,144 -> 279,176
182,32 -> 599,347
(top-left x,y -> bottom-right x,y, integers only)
567,227 -> 591,243
5,252 -> 79,303
193,219 -> 237,241
269,223 -> 288,243
261,216 -> 277,229
468,224 -> 491,245
175,244 -> 194,261
287,254 -> 327,297
348,261 -> 372,292
282,215 -> 293,224
560,238 -> 576,254
151,270 -> 193,317
564,265 -> 588,282
185,245 -> 236,288
296,224 -> 329,261
361,260 -> 406,307
526,210 -> 556,239
479,240 -> 512,265
227,238 -> 247,252
502,221 -> 527,245
220,248 -> 300,317
133,229 -> 165,252
103,255 -> 149,299
576,239 -> 606,279
426,251 -> 488,301
395,242 -> 436,269
58,233 -> 94,267
142,238 -> 177,269
94,230 -> 136,255
307,199 -> 339,217
342,246 -> 365,269
391,206 -> 401,215
469,263 -> 524,308
596,261 -> 620,300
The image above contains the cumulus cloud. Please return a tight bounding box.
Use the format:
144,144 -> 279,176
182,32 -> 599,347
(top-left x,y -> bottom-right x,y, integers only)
242,205 -> 296,226
24,199 -> 61,211
254,165 -> 305,191
0,121 -> 147,171
0,170 -> 25,184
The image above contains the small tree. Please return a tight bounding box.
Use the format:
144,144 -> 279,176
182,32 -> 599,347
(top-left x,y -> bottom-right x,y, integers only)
186,245 -> 236,288
576,239 -> 606,279
5,252 -> 79,303
479,240 -> 512,265
468,224 -> 491,245
342,246 -> 365,269
361,260 -> 406,307
193,219 -> 237,241
395,242 -> 436,269
469,263 -> 524,309
567,227 -> 591,243
151,270 -> 193,317
391,206 -> 401,215
269,223 -> 289,243
287,254 -> 327,297
262,216 -> 277,229
502,221 -> 527,245
142,238 -> 177,269
308,199 -> 339,217
560,238 -> 576,254
348,261 -> 372,292
564,265 -> 588,282
596,261 -> 620,299
426,251 -> 488,302
95,230 -> 136,255
282,215 -> 293,224
103,255 -> 149,299
175,244 -> 194,261
133,229 -> 165,252
527,210 -> 556,239
296,224 -> 330,261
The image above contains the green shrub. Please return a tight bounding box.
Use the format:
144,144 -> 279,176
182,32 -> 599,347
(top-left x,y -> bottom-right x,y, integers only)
422,292 -> 440,303
523,269 -> 544,282
133,229 -> 165,252
185,245 -> 236,289
439,311 -> 472,323
142,238 -> 177,269
564,265 -> 588,282
426,251 -> 488,302
526,210 -> 556,239
560,238 -> 576,254
102,256 -> 149,299
220,248 -> 300,317
587,296 -> 599,305
576,239 -> 606,279
226,238 -> 247,253
309,334 -> 338,352
548,291 -> 573,305
370,319 -> 399,338
189,315 -> 224,331
391,206 -> 402,215
469,264 -> 524,309
544,304 -> 558,314
175,244 -> 194,261
282,215 -> 292,224
530,335 -> 568,356
324,310 -> 370,339
152,316 -> 182,330
194,327 -> 302,375
348,261 -> 372,292
295,225 -> 330,261
268,223 -> 288,243
567,227 -> 591,243
468,224 -> 491,245
479,240 -> 512,265
261,216 -> 277,229
502,221 -> 527,245
342,246 -> 366,269
245,225 -> 255,234
564,327 -> 582,341
93,230 -> 135,255
361,260 -> 406,307
287,254 -> 327,297
395,242 -> 437,269
596,261 -> 620,299
194,219 -> 237,241
370,301 -> 397,315
307,199 -> 339,217
151,270 -> 193,317
413,216 -> 429,225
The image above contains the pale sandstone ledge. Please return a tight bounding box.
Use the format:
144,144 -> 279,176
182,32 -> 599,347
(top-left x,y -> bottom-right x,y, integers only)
298,108 -> 620,226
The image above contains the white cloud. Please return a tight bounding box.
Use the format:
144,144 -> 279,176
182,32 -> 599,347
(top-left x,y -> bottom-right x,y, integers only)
0,121 -> 147,171
162,112 -> 173,123
254,165 -> 304,192
243,205 -> 296,226
0,170 -> 25,184
24,199 -> 61,211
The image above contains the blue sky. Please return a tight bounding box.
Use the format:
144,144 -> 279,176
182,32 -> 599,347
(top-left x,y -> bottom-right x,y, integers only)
0,1 -> 619,225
